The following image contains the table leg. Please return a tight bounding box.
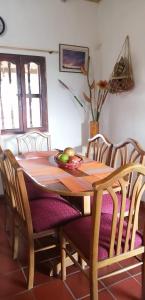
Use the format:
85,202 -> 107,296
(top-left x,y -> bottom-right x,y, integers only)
83,195 -> 91,215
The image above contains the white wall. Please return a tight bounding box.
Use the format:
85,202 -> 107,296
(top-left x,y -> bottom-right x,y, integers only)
1,0 -> 145,149
1,0 -> 145,188
0,0 -> 100,153
96,0 -> 145,149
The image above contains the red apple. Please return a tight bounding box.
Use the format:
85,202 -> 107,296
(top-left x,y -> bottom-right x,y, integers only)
69,155 -> 81,163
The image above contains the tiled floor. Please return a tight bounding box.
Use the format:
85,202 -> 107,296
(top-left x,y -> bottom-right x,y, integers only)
0,199 -> 144,300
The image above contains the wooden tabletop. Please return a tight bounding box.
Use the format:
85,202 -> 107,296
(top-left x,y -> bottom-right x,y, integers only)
17,151 -> 114,197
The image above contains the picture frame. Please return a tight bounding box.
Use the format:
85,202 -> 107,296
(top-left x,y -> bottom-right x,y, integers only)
59,44 -> 89,73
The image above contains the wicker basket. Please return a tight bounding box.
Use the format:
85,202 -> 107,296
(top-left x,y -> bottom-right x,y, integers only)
109,36 -> 134,94
109,77 -> 134,94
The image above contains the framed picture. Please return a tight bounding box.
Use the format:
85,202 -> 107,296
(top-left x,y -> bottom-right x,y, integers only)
59,44 -> 89,73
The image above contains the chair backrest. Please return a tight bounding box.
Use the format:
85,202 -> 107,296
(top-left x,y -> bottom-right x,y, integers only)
0,145 -> 4,176
111,138 -> 145,168
0,145 -> 12,205
3,149 -> 33,235
111,139 -> 145,197
86,133 -> 113,166
91,163 -> 145,264
0,145 -> 5,190
16,130 -> 51,154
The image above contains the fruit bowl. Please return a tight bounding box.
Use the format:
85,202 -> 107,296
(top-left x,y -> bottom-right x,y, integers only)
54,153 -> 83,170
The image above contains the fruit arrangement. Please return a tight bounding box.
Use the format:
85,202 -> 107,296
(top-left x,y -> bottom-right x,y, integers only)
55,147 -> 82,169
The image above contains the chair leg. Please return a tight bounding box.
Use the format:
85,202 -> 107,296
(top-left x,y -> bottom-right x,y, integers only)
5,204 -> 17,257
61,232 -> 66,281
78,255 -> 86,269
90,265 -> 98,300
142,252 -> 145,299
28,240 -> 35,290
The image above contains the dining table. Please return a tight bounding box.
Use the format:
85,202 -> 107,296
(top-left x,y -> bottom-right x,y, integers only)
16,150 -> 115,215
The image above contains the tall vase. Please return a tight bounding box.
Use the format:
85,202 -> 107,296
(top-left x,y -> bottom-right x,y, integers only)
89,120 -> 99,138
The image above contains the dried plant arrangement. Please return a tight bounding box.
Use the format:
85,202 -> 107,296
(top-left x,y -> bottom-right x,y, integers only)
81,56 -> 109,122
109,36 -> 134,94
58,56 -> 109,123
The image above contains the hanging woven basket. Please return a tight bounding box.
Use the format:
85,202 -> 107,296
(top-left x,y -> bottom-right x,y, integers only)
109,36 -> 134,94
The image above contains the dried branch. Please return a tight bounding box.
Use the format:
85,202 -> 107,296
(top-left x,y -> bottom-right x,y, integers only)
58,79 -> 84,108
81,58 -> 109,121
83,92 -> 91,103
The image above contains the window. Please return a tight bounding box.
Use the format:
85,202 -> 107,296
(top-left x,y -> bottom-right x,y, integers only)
0,53 -> 48,134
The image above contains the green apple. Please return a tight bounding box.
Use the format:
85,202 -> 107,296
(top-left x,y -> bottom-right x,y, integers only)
59,153 -> 69,163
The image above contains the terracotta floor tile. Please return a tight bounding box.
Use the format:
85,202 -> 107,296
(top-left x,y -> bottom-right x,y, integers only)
109,277 -> 141,299
119,257 -> 142,275
23,261 -> 53,286
0,270 -> 26,299
66,264 -> 80,276
0,232 -> 12,253
7,290 -> 34,300
98,289 -> 114,300
0,200 -> 145,300
0,250 -> 20,275
84,289 -> 114,299
134,273 -> 142,285
33,278 -> 74,300
66,270 -> 103,299
100,263 -> 130,287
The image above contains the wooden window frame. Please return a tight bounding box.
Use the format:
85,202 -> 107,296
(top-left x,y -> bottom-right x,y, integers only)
0,53 -> 48,134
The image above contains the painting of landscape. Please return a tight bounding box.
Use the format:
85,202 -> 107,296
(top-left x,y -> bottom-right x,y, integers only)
59,44 -> 89,73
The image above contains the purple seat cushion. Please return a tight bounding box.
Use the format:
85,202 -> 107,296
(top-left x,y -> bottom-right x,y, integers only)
91,192 -> 131,214
63,214 -> 142,261
24,175 -> 63,201
30,197 -> 81,232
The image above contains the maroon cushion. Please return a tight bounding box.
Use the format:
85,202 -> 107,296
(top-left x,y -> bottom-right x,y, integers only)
91,192 -> 131,214
30,197 -> 81,232
63,214 -> 142,261
24,175 -> 63,201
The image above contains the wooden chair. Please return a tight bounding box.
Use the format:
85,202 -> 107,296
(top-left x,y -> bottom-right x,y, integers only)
0,145 -> 6,196
0,145 -> 6,194
0,147 -> 51,258
86,133 -> 113,166
111,138 -> 145,168
1,147 -> 72,259
61,163 -> 145,300
16,130 -> 51,154
3,149 -> 81,289
101,138 -> 145,215
85,134 -> 113,214
0,146 -> 16,250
